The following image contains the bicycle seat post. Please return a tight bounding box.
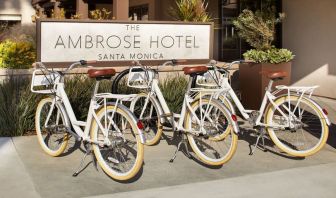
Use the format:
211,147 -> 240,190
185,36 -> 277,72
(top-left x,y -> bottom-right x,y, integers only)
266,80 -> 274,92
186,76 -> 194,92
92,81 -> 100,97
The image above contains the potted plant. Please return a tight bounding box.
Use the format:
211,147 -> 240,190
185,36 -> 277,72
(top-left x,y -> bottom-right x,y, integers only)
233,9 -> 294,109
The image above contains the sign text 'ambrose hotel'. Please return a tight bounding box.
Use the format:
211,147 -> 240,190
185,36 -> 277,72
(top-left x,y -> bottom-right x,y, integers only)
39,21 -> 212,62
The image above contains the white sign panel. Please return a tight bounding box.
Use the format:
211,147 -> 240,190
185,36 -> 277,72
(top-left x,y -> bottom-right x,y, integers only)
39,21 -> 212,62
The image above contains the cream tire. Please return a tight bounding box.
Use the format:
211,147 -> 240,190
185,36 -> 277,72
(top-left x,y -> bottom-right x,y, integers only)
35,97 -> 69,157
265,95 -> 329,157
130,93 -> 163,146
91,105 -> 144,181
185,98 -> 238,166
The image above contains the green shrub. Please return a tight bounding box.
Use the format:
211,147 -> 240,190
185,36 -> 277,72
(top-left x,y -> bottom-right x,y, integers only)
233,9 -> 294,63
243,48 -> 294,64
233,9 -> 282,51
170,0 -> 211,22
0,40 -> 36,69
0,77 -> 41,136
89,8 -> 112,20
159,75 -> 188,113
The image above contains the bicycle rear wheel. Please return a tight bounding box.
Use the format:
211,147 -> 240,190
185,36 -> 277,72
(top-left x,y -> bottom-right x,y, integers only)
35,97 -> 69,157
265,95 -> 329,157
185,98 -> 238,166
91,104 -> 144,181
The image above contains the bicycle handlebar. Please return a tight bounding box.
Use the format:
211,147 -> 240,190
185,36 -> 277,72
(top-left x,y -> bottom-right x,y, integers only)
223,60 -> 254,70
32,60 -> 97,73
131,59 -> 187,68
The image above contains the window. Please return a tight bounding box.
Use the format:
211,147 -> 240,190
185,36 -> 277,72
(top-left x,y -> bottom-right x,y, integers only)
129,4 -> 149,21
0,19 -> 21,40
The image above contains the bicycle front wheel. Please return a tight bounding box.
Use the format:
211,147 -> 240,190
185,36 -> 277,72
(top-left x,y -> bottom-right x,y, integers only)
130,93 -> 163,146
35,97 -> 69,157
265,95 -> 329,157
185,98 -> 238,166
91,104 -> 144,181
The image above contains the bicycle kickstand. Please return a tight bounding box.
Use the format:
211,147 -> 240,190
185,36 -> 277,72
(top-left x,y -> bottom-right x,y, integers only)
169,133 -> 192,163
72,142 -> 98,177
249,128 -> 267,155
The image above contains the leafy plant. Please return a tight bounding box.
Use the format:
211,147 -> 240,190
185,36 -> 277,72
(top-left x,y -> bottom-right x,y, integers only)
170,0 -> 211,22
71,13 -> 82,19
90,8 -> 112,20
51,8 -> 66,19
233,9 -> 283,51
0,40 -> 36,69
243,48 -> 294,64
159,75 -> 188,113
0,77 -> 41,136
233,9 -> 293,63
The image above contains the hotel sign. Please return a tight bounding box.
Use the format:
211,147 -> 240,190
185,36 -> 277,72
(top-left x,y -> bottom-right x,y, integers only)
37,20 -> 213,64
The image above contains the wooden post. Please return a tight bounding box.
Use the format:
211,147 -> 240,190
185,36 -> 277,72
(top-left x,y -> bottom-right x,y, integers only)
76,0 -> 89,19
113,0 -> 129,20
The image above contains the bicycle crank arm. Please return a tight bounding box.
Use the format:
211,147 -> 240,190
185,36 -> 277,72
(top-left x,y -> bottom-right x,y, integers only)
66,127 -> 82,141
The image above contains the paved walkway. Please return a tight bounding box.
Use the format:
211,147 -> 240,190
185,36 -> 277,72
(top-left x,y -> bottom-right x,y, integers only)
88,162 -> 336,198
0,138 -> 40,198
0,97 -> 335,198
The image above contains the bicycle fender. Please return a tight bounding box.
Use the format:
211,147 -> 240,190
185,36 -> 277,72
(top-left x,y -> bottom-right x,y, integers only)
304,97 -> 331,126
272,93 -> 331,126
104,102 -> 146,144
231,117 -> 240,134
215,99 -> 240,134
55,100 -> 71,128
129,93 -> 165,124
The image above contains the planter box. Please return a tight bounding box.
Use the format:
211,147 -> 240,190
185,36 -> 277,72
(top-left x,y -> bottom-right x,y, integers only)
239,62 -> 292,110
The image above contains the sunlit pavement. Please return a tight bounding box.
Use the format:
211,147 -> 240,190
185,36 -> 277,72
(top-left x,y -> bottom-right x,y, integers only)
0,97 -> 335,198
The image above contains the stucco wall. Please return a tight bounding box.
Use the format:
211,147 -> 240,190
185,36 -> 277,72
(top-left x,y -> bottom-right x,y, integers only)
0,0 -> 35,24
282,0 -> 336,98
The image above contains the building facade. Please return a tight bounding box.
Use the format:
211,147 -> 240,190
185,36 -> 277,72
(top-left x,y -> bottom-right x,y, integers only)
0,0 -> 35,25
0,0 -> 335,98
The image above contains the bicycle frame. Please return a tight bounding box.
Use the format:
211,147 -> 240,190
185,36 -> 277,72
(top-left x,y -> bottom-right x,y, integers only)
213,66 -> 330,128
137,77 -> 240,134
36,71 -> 144,146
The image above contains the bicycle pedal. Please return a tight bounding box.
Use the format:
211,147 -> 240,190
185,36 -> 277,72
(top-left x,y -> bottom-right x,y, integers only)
169,159 -> 174,163
107,157 -> 120,164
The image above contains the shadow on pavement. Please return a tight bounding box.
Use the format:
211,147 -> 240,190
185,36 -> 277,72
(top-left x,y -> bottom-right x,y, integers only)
238,128 -> 305,160
161,132 -> 223,169
326,123 -> 336,149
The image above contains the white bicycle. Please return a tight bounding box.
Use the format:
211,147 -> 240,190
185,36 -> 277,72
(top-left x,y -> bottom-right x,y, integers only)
198,60 -> 331,157
31,60 -> 145,181
117,60 -> 240,166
